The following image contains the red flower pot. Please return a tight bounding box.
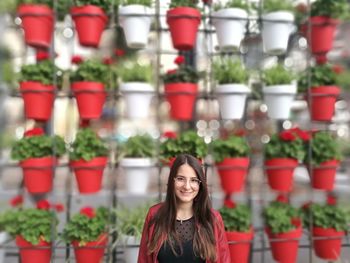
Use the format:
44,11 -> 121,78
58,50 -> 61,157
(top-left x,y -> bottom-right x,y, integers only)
70,157 -> 107,194
71,5 -> 108,48
265,158 -> 298,192
17,4 -> 54,49
226,228 -> 253,263
71,82 -> 107,120
20,81 -> 55,121
20,157 -> 57,194
311,159 -> 339,190
309,86 -> 340,121
216,157 -> 249,193
313,227 -> 344,260
72,234 -> 107,263
16,236 -> 51,263
166,7 -> 201,50
266,220 -> 302,263
164,83 -> 198,121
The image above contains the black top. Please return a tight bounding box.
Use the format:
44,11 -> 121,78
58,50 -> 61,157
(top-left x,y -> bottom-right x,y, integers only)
157,217 -> 206,263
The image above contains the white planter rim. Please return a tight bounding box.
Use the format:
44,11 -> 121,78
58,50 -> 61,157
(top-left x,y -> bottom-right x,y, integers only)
120,83 -> 154,93
215,84 -> 250,94
263,84 -> 296,95
120,158 -> 156,167
119,5 -> 152,16
262,11 -> 294,23
212,8 -> 248,20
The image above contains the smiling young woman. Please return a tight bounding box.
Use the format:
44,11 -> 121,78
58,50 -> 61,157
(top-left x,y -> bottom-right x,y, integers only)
138,154 -> 230,263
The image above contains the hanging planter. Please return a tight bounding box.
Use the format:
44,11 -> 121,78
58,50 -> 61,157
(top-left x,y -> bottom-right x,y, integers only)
16,236 -> 51,263
265,158 -> 298,192
311,159 -> 339,190
166,7 -> 201,50
0,232 -> 9,263
211,8 -> 248,51
309,86 -> 340,121
71,5 -> 108,48
226,228 -> 253,263
118,5 -> 153,49
17,4 -> 54,49
72,234 -> 107,263
121,235 -> 141,263
313,227 -> 344,260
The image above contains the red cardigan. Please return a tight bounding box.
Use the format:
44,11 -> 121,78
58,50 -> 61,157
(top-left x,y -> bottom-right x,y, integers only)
137,203 -> 231,263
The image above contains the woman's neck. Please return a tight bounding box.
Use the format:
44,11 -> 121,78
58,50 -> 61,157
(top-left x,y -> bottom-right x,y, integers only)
176,202 -> 194,220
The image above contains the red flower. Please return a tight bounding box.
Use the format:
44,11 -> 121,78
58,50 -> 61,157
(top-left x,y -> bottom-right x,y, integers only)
290,127 -> 310,141
162,131 -> 177,139
279,130 -> 296,141
234,128 -> 246,137
71,55 -> 83,64
80,207 -> 95,218
79,119 -> 90,128
302,201 -> 312,210
333,64 -> 344,74
276,194 -> 288,203
315,54 -> 327,65
10,195 -> 23,207
223,198 -> 236,208
167,69 -> 177,74
36,51 -> 50,61
174,55 -> 185,65
202,0 -> 212,5
24,127 -> 45,137
296,3 -> 308,13
327,195 -> 337,205
36,199 -> 51,210
54,203 -> 64,212
103,57 -> 113,65
114,49 -> 125,57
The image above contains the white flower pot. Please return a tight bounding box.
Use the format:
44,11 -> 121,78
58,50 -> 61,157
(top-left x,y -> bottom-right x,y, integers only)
263,84 -> 297,119
0,232 -> 9,263
262,11 -> 295,54
120,158 -> 156,194
120,83 -> 154,119
215,84 -> 250,119
212,8 -> 248,51
122,235 -> 140,263
118,5 -> 152,49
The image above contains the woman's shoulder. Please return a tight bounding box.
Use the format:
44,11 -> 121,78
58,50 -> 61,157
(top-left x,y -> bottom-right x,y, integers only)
147,202 -> 164,216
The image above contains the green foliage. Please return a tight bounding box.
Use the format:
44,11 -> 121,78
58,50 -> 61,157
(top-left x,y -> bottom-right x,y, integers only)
72,0 -> 113,13
219,205 -> 251,232
0,0 -> 16,13
298,64 -> 338,93
120,134 -> 156,158
305,131 -> 342,166
311,0 -> 349,19
19,60 -> 63,86
70,60 -> 112,87
263,64 -> 295,86
211,136 -> 250,163
212,58 -> 249,85
213,0 -> 250,10
265,133 -> 305,161
169,0 -> 199,8
117,62 -> 152,83
163,65 -> 201,84
160,130 -> 207,160
11,134 -> 66,161
262,0 -> 295,13
69,128 -> 109,161
0,209 -> 57,245
62,207 -> 109,245
335,68 -> 350,92
116,0 -> 152,6
303,204 -> 349,231
263,201 -> 301,234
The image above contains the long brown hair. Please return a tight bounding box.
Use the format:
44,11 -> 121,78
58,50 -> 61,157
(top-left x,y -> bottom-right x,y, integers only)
148,154 -> 217,261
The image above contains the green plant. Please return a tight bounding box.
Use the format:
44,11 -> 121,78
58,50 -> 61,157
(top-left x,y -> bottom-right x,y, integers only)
212,58 -> 249,85
169,0 -> 199,8
163,66 -> 200,84
117,62 -> 152,83
211,136 -> 250,163
305,131 -> 342,166
19,60 -> 63,86
0,208 -> 58,245
298,64 -> 338,93
310,0 -> 349,19
160,130 -> 207,160
263,64 -> 295,86
62,207 -> 109,246
70,59 -> 112,87
213,0 -> 250,11
219,205 -> 251,232
0,0 -> 16,13
262,0 -> 295,13
69,128 -> 109,161
263,201 -> 301,234
302,203 -> 349,231
116,0 -> 152,6
72,0 -> 113,13
120,134 -> 156,158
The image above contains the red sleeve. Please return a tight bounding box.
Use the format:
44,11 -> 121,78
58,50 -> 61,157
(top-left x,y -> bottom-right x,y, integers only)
137,208 -> 153,263
213,210 -> 231,263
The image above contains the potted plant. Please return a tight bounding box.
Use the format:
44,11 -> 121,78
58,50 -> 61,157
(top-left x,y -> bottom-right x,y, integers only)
163,55 -> 201,121
11,127 -> 66,194
160,130 -> 207,166
69,128 -> 109,194
62,207 -> 109,263
263,200 -> 302,263
219,204 -> 253,263
117,61 -> 154,119
115,203 -> 150,263
261,0 -> 295,54
70,59 -> 111,120
166,0 -> 201,50
264,128 -> 308,192
118,0 -> 153,49
262,63 -> 297,119
211,135 -> 250,193
305,131 -> 342,190
70,0 -> 111,47
303,203 -> 348,260
213,58 -> 250,119
298,63 -> 340,121
211,0 -> 249,51
19,60 -> 62,121
119,134 -> 157,194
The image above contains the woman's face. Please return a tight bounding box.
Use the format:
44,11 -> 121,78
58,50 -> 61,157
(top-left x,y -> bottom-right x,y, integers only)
174,164 -> 200,205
